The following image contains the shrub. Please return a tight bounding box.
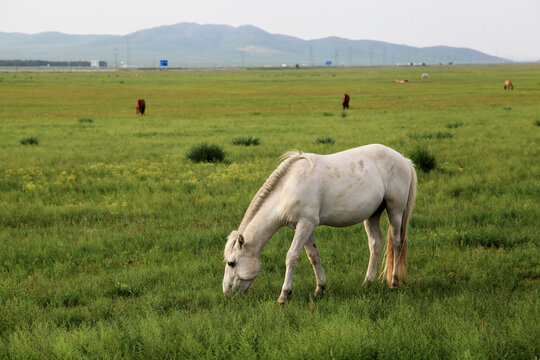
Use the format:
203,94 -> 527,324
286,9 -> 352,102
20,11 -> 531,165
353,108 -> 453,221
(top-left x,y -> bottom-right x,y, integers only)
20,136 -> 39,145
341,111 -> 347,118
409,144 -> 437,173
315,136 -> 335,144
232,136 -> 260,146
534,120 -> 540,127
187,143 -> 226,163
78,118 -> 94,123
322,112 -> 333,117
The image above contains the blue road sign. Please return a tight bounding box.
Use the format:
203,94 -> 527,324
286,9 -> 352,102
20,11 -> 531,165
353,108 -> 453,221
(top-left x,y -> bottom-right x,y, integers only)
325,60 -> 333,66
160,60 -> 168,67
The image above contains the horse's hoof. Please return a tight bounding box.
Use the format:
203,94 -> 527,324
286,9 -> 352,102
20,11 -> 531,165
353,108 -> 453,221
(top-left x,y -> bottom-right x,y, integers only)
362,281 -> 375,288
314,285 -> 326,298
362,277 -> 375,286
277,290 -> 291,304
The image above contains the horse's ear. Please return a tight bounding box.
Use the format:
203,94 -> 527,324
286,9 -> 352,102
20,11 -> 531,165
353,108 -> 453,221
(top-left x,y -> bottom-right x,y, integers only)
238,234 -> 244,247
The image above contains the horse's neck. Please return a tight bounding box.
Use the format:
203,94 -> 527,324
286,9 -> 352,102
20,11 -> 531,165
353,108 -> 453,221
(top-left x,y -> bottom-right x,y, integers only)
239,193 -> 282,254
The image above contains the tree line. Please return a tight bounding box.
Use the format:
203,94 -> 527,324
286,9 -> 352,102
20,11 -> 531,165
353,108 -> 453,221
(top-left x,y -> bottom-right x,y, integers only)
0,60 -> 108,67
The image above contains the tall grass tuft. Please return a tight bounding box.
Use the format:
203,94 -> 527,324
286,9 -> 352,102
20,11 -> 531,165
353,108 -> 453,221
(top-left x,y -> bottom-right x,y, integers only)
187,142 -> 226,163
446,121 -> 463,128
232,136 -> 260,146
435,131 -> 453,139
107,282 -> 141,298
78,118 -> 94,123
409,144 -> 437,172
315,136 -> 335,144
534,120 -> 540,127
409,132 -> 453,140
20,136 -> 39,145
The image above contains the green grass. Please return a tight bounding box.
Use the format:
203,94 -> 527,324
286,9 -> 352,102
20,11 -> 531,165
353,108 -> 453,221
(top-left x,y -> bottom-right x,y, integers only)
0,65 -> 539,359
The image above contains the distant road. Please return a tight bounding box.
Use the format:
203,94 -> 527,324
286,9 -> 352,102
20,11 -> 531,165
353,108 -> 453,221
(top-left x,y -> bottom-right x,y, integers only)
0,67 -> 249,73
0,68 -> 118,73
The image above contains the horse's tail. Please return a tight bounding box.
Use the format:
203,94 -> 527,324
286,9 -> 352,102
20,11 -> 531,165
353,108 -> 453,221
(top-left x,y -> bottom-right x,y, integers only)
383,160 -> 417,286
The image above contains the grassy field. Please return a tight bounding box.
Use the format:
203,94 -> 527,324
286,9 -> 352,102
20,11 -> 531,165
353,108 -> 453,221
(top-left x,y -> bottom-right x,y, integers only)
0,65 -> 539,359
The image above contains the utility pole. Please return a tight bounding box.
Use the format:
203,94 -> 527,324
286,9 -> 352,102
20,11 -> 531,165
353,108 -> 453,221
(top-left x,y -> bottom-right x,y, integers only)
126,38 -> 130,67
114,48 -> 119,69
309,45 -> 313,66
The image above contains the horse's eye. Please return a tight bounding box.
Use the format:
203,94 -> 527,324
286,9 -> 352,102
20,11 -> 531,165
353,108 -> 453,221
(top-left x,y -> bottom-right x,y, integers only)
227,261 -> 236,268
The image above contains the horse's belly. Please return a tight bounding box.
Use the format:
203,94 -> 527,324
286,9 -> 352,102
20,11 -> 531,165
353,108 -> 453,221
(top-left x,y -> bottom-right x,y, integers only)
320,213 -> 370,227
318,189 -> 383,227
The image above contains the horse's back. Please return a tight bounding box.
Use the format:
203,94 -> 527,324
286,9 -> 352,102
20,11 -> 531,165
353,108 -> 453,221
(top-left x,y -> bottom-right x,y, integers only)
319,144 -> 411,182
320,145 -> 412,223
278,144 -> 413,227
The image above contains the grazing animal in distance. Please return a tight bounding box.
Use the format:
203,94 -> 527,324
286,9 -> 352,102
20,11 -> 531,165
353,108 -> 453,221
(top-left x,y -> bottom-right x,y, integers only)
504,80 -> 514,90
223,144 -> 417,303
136,99 -> 146,115
421,73 -> 429,79
395,79 -> 408,83
342,93 -> 350,109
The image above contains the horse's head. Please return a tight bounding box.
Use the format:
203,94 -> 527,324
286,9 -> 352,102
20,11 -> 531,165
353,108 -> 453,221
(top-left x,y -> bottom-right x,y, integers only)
223,230 -> 261,295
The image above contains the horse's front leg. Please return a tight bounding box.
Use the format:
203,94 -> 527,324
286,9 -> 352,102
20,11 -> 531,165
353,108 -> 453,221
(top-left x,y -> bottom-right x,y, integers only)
278,220 -> 316,304
304,233 -> 327,298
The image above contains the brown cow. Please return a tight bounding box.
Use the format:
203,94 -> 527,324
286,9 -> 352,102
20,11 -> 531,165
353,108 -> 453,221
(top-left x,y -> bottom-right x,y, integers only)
504,80 -> 514,90
136,99 -> 146,115
342,93 -> 350,109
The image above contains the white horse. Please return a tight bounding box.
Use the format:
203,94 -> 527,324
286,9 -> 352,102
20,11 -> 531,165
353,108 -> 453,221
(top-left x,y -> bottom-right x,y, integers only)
223,144 -> 417,303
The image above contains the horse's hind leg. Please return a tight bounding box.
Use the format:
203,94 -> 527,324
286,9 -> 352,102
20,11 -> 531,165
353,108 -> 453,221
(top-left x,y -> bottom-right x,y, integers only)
363,209 -> 384,284
304,233 -> 327,298
387,212 -> 404,288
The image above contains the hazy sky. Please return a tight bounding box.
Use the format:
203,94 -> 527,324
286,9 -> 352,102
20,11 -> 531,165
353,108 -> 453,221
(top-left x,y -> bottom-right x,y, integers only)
1,0 -> 539,61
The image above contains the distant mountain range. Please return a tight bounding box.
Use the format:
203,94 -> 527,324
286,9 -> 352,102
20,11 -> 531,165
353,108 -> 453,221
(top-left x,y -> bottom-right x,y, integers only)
0,22 -> 510,67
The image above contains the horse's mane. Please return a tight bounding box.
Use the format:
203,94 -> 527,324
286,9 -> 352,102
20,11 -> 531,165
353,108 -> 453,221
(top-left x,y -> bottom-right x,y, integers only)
238,150 -> 312,232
